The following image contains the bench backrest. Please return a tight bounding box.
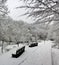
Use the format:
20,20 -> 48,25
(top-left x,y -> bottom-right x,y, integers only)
16,46 -> 25,54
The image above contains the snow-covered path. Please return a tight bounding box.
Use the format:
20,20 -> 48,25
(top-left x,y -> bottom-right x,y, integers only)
0,41 -> 52,65
19,41 -> 52,65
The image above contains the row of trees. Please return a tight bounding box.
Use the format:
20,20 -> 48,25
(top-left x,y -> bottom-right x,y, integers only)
0,16 -> 49,53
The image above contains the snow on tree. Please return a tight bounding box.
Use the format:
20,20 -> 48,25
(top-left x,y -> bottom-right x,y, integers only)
17,0 -> 59,24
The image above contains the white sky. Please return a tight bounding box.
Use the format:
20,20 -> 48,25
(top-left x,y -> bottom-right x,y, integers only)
6,0 -> 34,23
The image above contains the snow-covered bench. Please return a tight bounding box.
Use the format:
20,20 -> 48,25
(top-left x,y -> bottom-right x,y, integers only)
12,46 -> 25,58
29,42 -> 38,47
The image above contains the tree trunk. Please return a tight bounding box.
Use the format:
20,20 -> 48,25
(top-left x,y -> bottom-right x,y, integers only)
1,41 -> 4,53
9,42 -> 11,45
44,40 -> 45,44
35,34 -> 37,42
17,43 -> 19,47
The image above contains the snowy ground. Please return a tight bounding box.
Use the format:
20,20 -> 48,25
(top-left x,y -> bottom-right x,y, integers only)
45,40 -> 59,65
19,41 -> 52,65
0,40 -> 59,65
0,41 -> 52,65
52,47 -> 59,65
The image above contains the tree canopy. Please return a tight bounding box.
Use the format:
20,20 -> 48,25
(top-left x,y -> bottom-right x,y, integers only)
17,0 -> 59,24
0,0 -> 8,17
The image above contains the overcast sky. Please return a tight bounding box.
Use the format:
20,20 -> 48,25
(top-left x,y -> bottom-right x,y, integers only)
6,0 -> 34,23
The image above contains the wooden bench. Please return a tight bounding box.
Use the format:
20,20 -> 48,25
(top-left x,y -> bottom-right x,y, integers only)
12,46 -> 25,58
29,42 -> 38,47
